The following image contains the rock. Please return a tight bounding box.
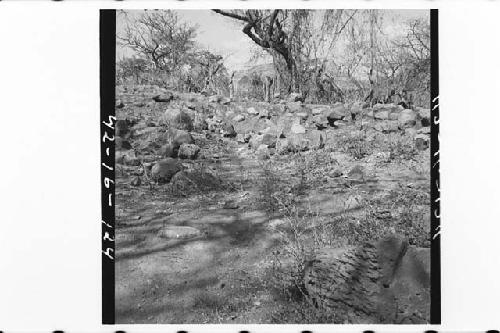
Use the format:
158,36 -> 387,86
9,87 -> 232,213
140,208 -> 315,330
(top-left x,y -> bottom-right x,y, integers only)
417,127 -> 431,135
261,133 -> 277,148
223,200 -> 239,209
153,92 -> 174,103
233,114 -> 245,122
405,127 -> 418,137
311,105 -> 329,115
116,100 -> 125,109
247,107 -> 259,115
116,150 -> 140,166
327,107 -> 346,126
414,134 -> 429,151
162,108 -> 193,131
178,143 -> 200,159
398,109 -> 417,129
161,143 -> 178,158
221,123 -> 237,138
259,109 -> 269,119
310,114 -> 329,130
236,133 -> 251,143
290,122 -> 306,134
373,120 -> 399,133
374,110 -> 390,120
276,115 -> 295,137
297,112 -> 309,120
389,112 -> 399,120
286,101 -> 304,113
208,95 -> 221,103
288,92 -> 304,102
261,120 -> 279,136
151,158 -> 182,184
331,169 -> 343,177
158,226 -> 201,239
306,130 -> 325,150
334,120 -> 348,128
220,97 -> 231,105
348,165 -> 365,180
304,235 -> 430,324
164,128 -> 194,149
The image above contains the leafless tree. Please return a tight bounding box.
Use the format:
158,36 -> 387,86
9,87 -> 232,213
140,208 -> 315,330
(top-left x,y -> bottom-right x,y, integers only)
118,10 -> 197,73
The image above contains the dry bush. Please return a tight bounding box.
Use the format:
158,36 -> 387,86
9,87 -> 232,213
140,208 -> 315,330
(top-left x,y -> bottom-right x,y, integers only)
337,131 -> 374,160
387,133 -> 419,161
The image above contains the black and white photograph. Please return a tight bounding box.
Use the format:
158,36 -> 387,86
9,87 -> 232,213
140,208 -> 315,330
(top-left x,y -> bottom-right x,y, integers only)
5,1 -> 500,331
110,8 -> 438,324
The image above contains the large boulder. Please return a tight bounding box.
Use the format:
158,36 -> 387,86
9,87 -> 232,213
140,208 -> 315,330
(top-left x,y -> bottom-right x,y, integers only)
162,108 -> 193,131
374,110 -> 390,120
247,107 -> 259,115
304,235 -> 430,324
208,95 -> 229,104
236,133 -> 251,143
178,143 -> 200,159
160,143 -> 178,158
220,122 -> 237,137
233,114 -> 245,122
276,115 -> 296,137
151,158 -> 182,183
276,130 -> 324,154
286,101 -> 305,113
259,108 -> 270,119
153,92 -> 174,103
164,128 -> 194,149
310,105 -> 330,116
373,120 -> 400,133
249,133 -> 277,149
310,114 -> 329,130
398,109 -> 417,129
116,150 -> 140,166
327,105 -> 347,126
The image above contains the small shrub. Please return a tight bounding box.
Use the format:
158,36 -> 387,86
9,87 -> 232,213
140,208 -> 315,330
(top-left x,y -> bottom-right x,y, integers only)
388,134 -> 419,161
337,131 -> 373,160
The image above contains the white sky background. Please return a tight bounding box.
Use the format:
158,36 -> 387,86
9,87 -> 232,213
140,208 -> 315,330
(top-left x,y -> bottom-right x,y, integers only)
117,9 -> 429,72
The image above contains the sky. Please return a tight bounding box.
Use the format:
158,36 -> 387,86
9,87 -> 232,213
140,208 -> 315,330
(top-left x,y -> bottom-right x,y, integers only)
117,9 -> 429,72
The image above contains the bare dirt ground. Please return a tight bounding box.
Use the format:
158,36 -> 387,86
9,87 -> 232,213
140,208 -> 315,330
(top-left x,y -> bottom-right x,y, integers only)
114,85 -> 430,324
